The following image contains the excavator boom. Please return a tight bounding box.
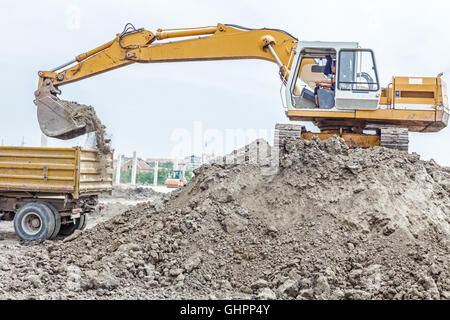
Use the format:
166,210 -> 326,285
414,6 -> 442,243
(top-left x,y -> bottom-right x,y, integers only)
35,23 -> 303,139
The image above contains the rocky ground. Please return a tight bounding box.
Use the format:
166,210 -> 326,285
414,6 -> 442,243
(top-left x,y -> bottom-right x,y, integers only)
0,137 -> 448,300
88,185 -> 167,228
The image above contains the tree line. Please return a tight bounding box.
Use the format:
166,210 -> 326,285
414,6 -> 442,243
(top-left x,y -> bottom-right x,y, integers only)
113,166 -> 193,185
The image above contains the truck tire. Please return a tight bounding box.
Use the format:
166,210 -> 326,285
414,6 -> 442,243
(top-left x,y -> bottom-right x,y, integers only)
43,203 -> 61,240
79,214 -> 87,231
58,214 -> 85,237
13,203 -> 56,241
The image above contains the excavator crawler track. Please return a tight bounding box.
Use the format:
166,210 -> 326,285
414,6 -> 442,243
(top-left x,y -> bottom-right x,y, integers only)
274,124 -> 410,152
379,127 -> 409,151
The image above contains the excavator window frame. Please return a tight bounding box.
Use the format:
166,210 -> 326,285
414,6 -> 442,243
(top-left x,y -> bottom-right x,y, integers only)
289,48 -> 337,109
296,48 -> 337,84
337,49 -> 380,92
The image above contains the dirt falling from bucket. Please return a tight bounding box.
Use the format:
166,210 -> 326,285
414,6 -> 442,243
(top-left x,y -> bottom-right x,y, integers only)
59,100 -> 111,154
60,100 -> 112,177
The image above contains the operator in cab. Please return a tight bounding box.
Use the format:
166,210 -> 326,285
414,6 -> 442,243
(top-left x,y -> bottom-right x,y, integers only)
314,56 -> 336,108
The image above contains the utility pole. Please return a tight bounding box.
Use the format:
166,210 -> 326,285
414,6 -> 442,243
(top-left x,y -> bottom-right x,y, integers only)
115,154 -> 121,185
153,161 -> 159,186
131,151 -> 137,185
202,142 -> 205,165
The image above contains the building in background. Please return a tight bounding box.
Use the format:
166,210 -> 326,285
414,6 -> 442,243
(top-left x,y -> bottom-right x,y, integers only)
121,159 -> 152,173
145,158 -> 176,165
184,154 -> 216,170
184,155 -> 202,170
203,153 -> 217,164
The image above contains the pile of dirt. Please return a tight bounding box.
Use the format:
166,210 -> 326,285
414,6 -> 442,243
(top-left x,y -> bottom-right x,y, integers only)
0,137 -> 449,300
86,188 -> 165,234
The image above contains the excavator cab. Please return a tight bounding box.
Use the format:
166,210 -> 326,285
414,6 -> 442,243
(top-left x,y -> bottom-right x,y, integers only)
287,42 -> 381,111
284,41 -> 448,150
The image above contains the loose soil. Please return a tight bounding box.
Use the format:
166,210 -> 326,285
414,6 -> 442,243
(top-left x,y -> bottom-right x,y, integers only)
0,137 -> 448,300
60,99 -> 111,154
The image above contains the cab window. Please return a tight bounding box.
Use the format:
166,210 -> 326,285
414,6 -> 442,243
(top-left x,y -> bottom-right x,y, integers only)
173,171 -> 181,179
338,50 -> 379,91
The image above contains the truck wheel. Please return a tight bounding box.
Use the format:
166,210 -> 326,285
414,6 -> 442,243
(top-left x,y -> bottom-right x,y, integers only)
58,214 -> 85,236
79,214 -> 87,230
13,203 -> 56,241
43,203 -> 61,240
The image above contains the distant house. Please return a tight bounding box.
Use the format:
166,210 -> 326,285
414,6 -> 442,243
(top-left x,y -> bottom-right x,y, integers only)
121,159 -> 152,172
146,158 -> 188,170
146,158 -> 175,164
113,156 -> 132,170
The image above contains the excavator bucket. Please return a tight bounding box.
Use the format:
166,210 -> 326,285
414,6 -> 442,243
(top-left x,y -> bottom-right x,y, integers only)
34,80 -> 95,140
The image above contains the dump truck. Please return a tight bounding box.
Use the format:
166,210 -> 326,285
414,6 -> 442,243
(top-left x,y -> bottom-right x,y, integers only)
0,146 -> 113,241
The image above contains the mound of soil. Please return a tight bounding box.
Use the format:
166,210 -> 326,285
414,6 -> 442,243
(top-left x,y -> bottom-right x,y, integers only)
0,137 -> 448,300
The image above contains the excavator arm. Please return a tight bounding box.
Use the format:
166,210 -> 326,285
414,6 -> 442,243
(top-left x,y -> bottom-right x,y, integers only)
35,23 -> 311,140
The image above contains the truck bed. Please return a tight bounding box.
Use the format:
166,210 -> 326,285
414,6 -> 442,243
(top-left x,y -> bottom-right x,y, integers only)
0,146 -> 113,198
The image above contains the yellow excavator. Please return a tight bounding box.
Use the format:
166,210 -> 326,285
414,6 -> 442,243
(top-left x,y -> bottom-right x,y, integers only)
34,23 -> 448,150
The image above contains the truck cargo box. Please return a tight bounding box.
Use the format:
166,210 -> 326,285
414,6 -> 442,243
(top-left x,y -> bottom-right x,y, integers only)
0,146 -> 113,198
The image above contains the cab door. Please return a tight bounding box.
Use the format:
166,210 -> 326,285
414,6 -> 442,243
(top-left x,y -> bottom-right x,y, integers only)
335,49 -> 381,110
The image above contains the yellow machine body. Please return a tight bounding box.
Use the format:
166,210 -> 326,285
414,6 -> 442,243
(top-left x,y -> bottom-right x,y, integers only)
34,23 -> 448,149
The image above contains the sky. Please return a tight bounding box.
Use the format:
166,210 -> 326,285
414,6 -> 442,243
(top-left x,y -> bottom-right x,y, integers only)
0,0 -> 449,165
